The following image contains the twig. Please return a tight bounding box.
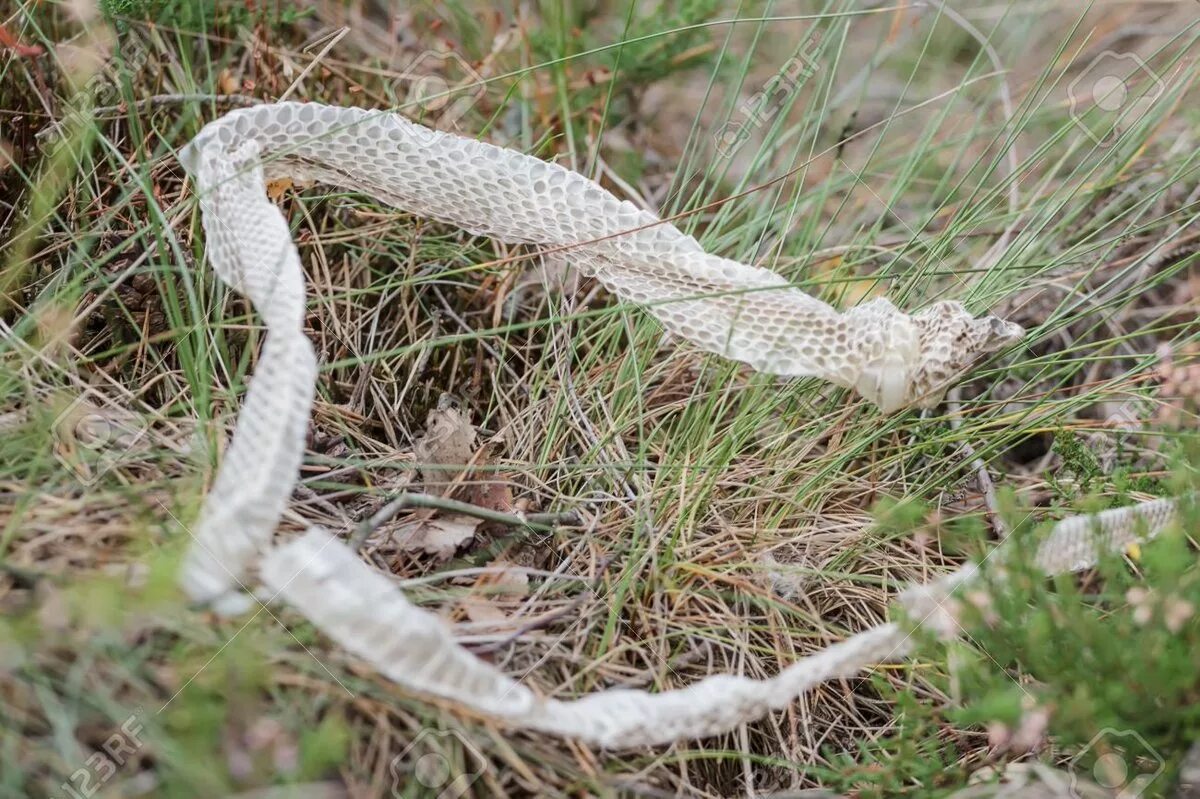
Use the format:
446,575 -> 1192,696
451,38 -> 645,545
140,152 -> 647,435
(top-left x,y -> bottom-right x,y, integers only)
36,94 -> 263,142
350,492 -> 581,551
279,27 -> 349,102
947,388 -> 1008,538
93,93 -> 262,117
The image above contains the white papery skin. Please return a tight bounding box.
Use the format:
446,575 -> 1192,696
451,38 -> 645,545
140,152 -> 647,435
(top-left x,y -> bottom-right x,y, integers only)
259,528 -> 916,748
256,499 -> 1179,748
1034,496 -> 1179,573
179,102 -> 1175,747
179,102 -> 1022,600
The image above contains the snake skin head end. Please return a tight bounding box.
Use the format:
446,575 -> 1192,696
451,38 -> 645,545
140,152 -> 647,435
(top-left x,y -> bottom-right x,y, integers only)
907,301 -> 1024,408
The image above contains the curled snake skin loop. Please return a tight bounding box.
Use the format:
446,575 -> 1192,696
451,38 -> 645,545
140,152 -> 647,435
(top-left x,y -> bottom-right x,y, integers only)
259,527 -> 917,748
257,487 -> 1179,748
179,102 -> 1176,746
179,101 -> 1022,601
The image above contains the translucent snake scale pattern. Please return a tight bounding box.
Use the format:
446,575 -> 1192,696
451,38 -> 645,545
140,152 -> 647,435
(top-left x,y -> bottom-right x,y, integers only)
176,102 -> 1179,747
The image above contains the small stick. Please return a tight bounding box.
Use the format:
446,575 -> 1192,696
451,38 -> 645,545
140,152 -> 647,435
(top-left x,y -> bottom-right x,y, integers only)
947,388 -> 1008,539
280,27 -> 349,102
36,94 -> 263,141
92,93 -> 262,117
350,492 -> 580,551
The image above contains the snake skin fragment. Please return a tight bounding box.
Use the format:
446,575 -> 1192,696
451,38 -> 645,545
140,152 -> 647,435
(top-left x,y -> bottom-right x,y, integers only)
175,102 -> 1178,748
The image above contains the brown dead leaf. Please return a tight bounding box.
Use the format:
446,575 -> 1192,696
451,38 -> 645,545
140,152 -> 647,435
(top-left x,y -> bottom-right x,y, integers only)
414,403 -> 477,497
266,177 -> 295,201
809,253 -> 882,304
395,513 -> 480,559
479,561 -> 530,595
412,400 -> 513,516
459,561 -> 530,625
460,595 -> 508,625
218,68 -> 239,96
465,441 -> 514,513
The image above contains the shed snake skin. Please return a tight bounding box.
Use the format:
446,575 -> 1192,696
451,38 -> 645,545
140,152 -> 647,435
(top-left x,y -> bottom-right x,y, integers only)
176,102 -> 1180,747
